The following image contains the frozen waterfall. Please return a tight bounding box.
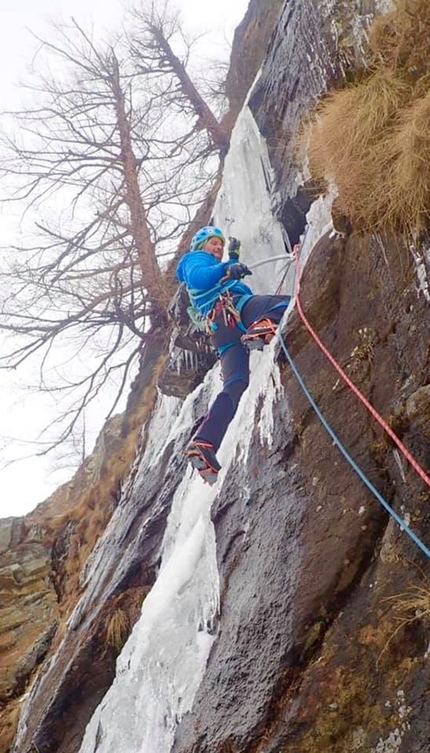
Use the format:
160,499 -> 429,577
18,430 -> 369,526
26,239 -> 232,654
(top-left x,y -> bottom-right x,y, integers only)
78,103 -> 331,753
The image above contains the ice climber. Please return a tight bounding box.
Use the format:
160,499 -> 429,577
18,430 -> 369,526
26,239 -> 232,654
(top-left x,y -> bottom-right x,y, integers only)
176,225 -> 291,483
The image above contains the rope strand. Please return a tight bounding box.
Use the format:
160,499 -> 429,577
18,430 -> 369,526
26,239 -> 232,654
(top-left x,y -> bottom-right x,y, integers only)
277,329 -> 430,559
292,243 -> 430,489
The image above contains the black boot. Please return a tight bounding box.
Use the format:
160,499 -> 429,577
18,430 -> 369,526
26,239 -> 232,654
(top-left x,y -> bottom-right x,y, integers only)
185,440 -> 221,484
240,318 -> 277,351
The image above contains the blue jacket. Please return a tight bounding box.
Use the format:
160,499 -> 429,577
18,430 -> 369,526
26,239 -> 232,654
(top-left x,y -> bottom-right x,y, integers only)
176,251 -> 253,317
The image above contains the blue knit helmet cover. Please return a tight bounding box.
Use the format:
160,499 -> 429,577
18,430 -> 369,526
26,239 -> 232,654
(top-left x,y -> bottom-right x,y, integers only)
190,226 -> 225,251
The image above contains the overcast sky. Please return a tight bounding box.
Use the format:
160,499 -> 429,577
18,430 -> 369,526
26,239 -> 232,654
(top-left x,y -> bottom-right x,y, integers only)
0,0 -> 249,518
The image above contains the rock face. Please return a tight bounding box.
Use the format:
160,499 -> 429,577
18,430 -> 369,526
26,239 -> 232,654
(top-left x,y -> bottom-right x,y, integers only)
249,0 -> 390,244
0,345 -> 167,753
0,518 -> 59,747
2,1 -> 430,752
223,0 -> 285,131
172,227 -> 430,752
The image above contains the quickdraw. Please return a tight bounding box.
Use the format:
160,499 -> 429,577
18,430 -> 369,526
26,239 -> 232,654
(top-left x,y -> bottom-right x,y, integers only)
206,291 -> 245,334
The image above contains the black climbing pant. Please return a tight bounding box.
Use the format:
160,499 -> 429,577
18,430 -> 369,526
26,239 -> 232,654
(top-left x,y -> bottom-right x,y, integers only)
193,294 -> 291,452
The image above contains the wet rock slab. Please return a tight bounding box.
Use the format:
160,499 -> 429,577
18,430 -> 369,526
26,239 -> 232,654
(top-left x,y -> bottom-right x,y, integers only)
173,226 -> 430,752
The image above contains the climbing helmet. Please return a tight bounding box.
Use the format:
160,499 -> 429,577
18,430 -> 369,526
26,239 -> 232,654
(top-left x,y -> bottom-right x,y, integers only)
190,226 -> 225,251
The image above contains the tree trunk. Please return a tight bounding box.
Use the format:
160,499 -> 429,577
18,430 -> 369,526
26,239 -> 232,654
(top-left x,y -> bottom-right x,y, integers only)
164,170 -> 222,293
110,55 -> 166,310
150,27 -> 231,155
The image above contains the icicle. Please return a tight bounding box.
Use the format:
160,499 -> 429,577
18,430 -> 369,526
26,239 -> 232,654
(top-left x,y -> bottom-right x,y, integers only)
410,244 -> 430,303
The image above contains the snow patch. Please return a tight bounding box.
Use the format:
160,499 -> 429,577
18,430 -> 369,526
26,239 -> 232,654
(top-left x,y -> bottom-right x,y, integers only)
411,244 -> 430,303
214,105 -> 293,296
78,337 -> 287,753
80,473 -> 219,753
144,392 -> 183,467
78,96 -> 296,753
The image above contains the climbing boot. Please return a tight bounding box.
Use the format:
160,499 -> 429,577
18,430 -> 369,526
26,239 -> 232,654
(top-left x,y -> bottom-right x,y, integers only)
241,318 -> 277,351
185,439 -> 221,485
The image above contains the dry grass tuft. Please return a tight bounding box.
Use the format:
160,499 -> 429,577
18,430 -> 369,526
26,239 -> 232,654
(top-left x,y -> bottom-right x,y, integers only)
105,608 -> 130,651
382,91 -> 430,231
306,0 -> 430,234
389,585 -> 430,622
369,0 -> 430,79
0,702 -> 22,753
308,68 -> 411,228
378,584 -> 430,666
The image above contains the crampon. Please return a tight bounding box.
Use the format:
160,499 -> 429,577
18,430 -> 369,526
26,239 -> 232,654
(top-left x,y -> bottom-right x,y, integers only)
241,318 -> 277,351
185,440 -> 221,485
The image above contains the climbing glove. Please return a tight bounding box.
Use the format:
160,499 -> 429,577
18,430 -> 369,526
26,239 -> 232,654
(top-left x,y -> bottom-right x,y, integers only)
226,262 -> 252,280
228,237 -> 241,261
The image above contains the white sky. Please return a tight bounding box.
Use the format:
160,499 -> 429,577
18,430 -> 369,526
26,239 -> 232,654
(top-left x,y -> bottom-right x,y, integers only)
0,0 -> 249,518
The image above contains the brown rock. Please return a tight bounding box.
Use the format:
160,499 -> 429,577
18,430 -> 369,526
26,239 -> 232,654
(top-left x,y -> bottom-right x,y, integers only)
406,385 -> 430,437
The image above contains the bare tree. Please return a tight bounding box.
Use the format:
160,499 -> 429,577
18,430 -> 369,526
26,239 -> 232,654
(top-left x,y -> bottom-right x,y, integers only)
129,2 -> 230,155
0,7 -> 232,452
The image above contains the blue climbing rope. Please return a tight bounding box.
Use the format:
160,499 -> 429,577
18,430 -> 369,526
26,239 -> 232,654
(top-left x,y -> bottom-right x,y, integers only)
277,329 -> 430,560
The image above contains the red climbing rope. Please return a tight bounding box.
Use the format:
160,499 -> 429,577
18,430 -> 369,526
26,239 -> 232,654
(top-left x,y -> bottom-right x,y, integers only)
292,243 -> 430,489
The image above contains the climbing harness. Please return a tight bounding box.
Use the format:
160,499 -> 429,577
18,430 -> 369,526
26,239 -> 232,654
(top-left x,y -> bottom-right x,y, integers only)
187,253 -> 293,337
189,288 -> 253,336
274,233 -> 430,559
187,279 -> 242,333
